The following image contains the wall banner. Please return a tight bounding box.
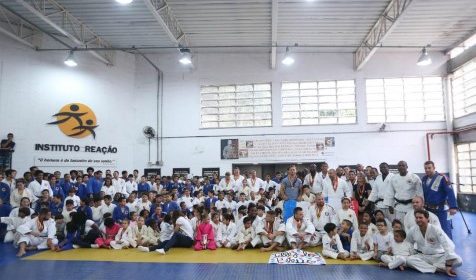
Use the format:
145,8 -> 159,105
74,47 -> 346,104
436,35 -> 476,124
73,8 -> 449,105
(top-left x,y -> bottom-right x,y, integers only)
221,136 -> 336,161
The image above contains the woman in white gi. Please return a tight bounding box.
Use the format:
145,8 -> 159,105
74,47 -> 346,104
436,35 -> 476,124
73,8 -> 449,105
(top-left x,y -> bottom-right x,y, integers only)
16,208 -> 58,257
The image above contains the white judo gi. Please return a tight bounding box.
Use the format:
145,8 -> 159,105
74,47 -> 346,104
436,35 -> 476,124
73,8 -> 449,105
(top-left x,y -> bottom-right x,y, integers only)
285,217 -> 315,246
380,240 -> 414,269
322,233 -> 349,259
405,224 -> 462,273
322,178 -> 352,211
1,216 -> 31,243
309,204 -> 337,245
368,173 -> 394,220
350,230 -> 374,261
110,227 -> 137,249
384,173 -> 423,221
218,222 -> 238,248
251,218 -> 285,247
17,217 -> 58,249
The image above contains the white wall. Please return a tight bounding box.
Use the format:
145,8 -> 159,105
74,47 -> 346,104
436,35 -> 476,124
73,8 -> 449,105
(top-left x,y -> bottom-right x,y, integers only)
139,50 -> 450,175
0,35 -> 137,174
0,32 -> 452,176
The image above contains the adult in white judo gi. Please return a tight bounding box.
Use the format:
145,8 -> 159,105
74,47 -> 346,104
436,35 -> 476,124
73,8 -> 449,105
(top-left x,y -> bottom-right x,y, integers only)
384,161 -> 423,221
406,209 -> 462,277
16,208 -> 57,257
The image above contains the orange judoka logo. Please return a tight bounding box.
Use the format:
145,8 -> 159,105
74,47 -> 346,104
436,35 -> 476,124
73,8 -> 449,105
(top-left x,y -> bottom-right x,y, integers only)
48,103 -> 98,139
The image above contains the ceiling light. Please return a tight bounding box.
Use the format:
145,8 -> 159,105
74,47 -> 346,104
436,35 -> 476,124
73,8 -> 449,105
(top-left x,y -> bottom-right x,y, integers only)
64,50 -> 78,67
179,49 -> 192,65
116,0 -> 133,4
282,46 -> 295,66
417,46 -> 432,66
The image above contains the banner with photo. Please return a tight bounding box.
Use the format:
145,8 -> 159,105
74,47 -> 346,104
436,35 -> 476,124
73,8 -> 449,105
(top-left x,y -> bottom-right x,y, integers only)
268,249 -> 326,265
221,136 -> 336,161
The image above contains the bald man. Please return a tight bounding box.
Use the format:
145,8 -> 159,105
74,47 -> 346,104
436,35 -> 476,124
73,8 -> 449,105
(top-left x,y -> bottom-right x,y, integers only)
384,161 -> 423,221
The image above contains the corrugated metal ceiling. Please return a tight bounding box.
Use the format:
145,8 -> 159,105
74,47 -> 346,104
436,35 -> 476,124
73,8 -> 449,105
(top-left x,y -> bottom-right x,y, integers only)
1,0 -> 476,51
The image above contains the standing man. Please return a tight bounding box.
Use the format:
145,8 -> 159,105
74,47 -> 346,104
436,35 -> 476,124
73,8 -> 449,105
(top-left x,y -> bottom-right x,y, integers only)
0,133 -> 15,170
280,165 -> 303,221
247,170 -> 264,194
368,162 -> 394,220
421,161 -> 457,239
304,164 -> 322,194
385,161 -> 423,221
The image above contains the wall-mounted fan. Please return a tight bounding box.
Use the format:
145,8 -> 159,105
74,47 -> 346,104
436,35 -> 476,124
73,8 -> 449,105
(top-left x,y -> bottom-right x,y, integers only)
143,126 -> 156,164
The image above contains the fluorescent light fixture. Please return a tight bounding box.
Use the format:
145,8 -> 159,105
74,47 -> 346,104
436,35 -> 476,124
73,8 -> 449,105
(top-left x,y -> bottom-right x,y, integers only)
64,51 -> 78,67
179,49 -> 192,65
116,0 -> 133,4
416,46 -> 431,66
282,46 -> 295,66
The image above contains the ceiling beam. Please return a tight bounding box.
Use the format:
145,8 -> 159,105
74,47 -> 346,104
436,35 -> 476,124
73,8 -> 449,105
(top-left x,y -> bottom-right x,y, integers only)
354,0 -> 413,71
143,0 -> 190,47
270,0 -> 278,69
0,4 -> 41,48
15,0 -> 114,65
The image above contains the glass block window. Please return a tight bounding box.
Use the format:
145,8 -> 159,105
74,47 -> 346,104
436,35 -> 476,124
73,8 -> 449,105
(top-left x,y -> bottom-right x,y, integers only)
366,77 -> 445,123
281,80 -> 356,126
456,143 -> 476,193
452,59 -> 476,118
200,83 -> 272,128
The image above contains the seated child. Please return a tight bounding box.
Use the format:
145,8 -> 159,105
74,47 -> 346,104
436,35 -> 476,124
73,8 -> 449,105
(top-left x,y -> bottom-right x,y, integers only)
350,223 -> 374,261
322,222 -> 349,260
129,212 -> 139,228
336,198 -> 358,231
374,210 -> 391,231
373,219 -> 393,261
96,217 -> 120,249
392,219 -> 403,232
362,212 -> 378,234
138,214 -> 173,252
55,222 -> 77,251
380,230 -> 414,271
135,216 -> 155,247
338,219 -> 353,252
194,213 -> 217,251
110,219 -> 137,249
236,217 -> 254,251
61,200 -> 76,224
255,210 -> 285,252
211,213 -> 223,245
219,213 -> 237,248
54,214 -> 66,242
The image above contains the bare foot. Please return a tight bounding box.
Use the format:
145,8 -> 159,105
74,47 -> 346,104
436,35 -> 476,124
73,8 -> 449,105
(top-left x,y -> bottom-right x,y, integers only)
399,265 -> 405,271
260,247 -> 271,252
446,267 -> 457,277
16,250 -> 26,257
378,262 -> 386,267
276,246 -> 285,252
26,246 -> 37,251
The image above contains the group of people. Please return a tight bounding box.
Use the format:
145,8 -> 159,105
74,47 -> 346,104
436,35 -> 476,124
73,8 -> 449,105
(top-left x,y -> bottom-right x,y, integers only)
0,160 -> 462,276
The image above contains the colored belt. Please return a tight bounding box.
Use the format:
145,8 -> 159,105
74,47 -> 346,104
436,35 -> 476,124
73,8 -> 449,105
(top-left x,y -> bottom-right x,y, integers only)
395,198 -> 413,205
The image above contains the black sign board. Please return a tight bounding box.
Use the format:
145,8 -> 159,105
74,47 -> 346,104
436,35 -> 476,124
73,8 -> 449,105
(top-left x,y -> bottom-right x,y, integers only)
144,168 -> 161,178
202,168 -> 220,177
173,168 -> 190,178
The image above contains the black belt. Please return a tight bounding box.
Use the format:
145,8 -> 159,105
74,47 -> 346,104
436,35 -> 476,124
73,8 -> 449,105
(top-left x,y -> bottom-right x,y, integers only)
375,198 -> 384,203
395,198 -> 413,205
425,204 -> 444,212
